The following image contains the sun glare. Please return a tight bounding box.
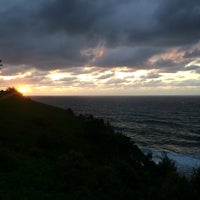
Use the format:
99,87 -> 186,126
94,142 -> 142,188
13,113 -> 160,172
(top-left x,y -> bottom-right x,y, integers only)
17,86 -> 31,94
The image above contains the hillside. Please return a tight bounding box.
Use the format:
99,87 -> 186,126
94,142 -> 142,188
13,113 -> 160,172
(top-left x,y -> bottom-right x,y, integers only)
0,88 -> 199,200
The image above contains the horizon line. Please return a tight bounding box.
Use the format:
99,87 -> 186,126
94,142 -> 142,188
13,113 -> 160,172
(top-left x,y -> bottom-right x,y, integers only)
28,94 -> 200,97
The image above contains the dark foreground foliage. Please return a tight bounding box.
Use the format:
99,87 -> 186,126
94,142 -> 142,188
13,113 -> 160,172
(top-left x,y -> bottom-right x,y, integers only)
0,88 -> 199,200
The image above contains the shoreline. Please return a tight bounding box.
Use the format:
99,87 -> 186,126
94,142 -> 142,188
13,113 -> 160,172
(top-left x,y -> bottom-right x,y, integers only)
141,146 -> 200,176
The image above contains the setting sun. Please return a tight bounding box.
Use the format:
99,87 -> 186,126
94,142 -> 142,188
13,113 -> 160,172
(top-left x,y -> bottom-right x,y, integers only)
17,86 -> 31,94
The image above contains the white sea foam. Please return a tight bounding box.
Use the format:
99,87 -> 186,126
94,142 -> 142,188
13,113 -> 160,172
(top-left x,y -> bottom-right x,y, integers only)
141,147 -> 200,175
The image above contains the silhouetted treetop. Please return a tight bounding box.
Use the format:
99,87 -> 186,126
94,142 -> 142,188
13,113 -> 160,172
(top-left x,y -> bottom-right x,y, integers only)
0,87 -> 23,97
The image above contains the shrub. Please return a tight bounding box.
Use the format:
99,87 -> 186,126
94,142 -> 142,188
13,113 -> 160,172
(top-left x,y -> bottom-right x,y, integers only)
0,150 -> 18,172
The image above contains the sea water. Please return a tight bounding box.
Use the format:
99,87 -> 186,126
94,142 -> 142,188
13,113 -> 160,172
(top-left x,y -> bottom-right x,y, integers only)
31,96 -> 200,174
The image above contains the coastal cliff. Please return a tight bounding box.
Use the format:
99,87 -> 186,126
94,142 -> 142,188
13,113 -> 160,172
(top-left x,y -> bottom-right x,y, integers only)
0,88 -> 199,200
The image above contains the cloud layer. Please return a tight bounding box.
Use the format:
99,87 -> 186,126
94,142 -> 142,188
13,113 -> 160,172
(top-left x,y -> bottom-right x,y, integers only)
0,0 -> 200,94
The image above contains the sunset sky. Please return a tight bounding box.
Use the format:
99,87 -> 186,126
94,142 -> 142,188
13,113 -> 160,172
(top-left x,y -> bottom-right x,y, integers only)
0,0 -> 200,95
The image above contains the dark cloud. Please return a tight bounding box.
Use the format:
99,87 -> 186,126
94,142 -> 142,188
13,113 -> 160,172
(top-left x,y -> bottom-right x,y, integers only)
59,77 -> 78,83
0,33 -> 89,69
0,0 -> 200,73
38,0 -> 200,46
154,0 -> 200,45
143,73 -> 162,79
94,47 -> 163,68
97,73 -> 114,80
183,65 -> 200,72
0,65 -> 30,76
184,49 -> 200,58
38,0 -> 158,46
105,78 -> 128,85
152,59 -> 183,73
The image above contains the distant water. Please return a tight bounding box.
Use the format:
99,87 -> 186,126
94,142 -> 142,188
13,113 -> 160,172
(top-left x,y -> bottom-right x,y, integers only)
31,96 -> 200,173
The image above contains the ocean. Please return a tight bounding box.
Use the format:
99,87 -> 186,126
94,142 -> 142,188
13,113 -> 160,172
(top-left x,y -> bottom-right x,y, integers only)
31,96 -> 200,174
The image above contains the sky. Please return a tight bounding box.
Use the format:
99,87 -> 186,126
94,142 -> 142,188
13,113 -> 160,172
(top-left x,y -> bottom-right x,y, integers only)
0,0 -> 200,95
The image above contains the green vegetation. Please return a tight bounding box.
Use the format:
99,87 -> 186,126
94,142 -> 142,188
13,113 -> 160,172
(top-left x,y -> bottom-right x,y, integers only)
0,88 -> 199,199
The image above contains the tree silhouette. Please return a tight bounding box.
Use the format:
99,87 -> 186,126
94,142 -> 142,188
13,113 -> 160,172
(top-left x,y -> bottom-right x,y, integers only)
0,87 -> 23,97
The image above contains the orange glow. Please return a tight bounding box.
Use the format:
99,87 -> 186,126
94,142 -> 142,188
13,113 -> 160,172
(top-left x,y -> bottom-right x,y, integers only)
17,85 -> 31,94
160,48 -> 185,60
